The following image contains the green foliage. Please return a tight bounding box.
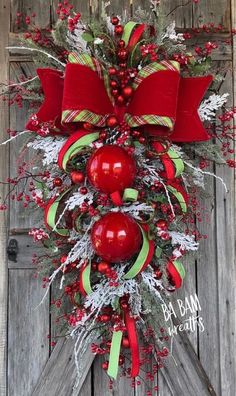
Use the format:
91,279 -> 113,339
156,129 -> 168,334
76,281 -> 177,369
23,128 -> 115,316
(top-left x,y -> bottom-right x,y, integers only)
188,57 -> 212,76
52,20 -> 71,50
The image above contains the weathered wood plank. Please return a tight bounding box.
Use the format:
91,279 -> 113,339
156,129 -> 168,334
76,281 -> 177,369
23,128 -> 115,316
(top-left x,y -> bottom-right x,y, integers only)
93,355 -> 135,396
106,0 -> 131,17
9,61 -> 41,230
8,269 -> 50,396
10,0 -> 51,32
0,1 -> 10,395
214,63 -> 236,396
196,61 -> 234,396
32,338 -> 94,396
160,319 -> 217,396
8,234 -> 44,269
78,371 -> 92,396
132,0 -> 192,28
193,0 -> 231,30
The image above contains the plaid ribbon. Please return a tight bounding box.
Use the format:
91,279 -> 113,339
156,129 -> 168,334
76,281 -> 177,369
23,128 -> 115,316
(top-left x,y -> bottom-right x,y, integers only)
133,60 -> 180,90
63,55 -> 180,129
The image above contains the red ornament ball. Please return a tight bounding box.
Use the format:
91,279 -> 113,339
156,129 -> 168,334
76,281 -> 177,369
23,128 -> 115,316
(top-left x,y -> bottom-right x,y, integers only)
53,177 -> 63,187
106,115 -> 118,128
102,361 -> 109,370
98,261 -> 110,273
122,337 -> 130,348
114,25 -> 124,35
108,67 -> 117,76
91,212 -> 142,262
156,219 -> 168,230
111,16 -> 119,25
70,171 -> 85,184
122,86 -> 133,99
87,145 -> 136,194
116,95 -> 125,105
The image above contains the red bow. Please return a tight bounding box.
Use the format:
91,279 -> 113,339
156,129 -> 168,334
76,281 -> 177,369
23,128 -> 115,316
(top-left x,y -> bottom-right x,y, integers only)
26,61 -> 212,142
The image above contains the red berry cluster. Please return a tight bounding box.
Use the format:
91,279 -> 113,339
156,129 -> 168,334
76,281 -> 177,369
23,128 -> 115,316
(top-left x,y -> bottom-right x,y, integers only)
141,44 -> 158,62
56,1 -> 74,20
68,13 -> 81,32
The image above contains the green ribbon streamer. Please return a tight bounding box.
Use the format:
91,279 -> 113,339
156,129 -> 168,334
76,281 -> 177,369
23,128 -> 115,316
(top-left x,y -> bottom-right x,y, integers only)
155,246 -> 162,258
167,148 -> 185,177
62,132 -> 99,171
173,260 -> 186,280
47,190 -> 70,236
122,21 -> 138,46
167,185 -> 187,213
122,188 -> 138,202
124,227 -> 150,280
81,262 -> 93,295
107,330 -> 123,379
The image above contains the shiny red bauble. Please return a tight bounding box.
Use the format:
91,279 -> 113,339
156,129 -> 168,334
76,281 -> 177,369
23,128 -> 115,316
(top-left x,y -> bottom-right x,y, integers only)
70,171 -> 85,184
118,49 -> 128,60
87,145 -> 136,194
122,337 -> 130,349
111,16 -> 119,25
98,261 -> 110,273
53,177 -> 63,187
122,86 -> 133,99
91,212 -> 142,262
106,115 -> 118,128
114,25 -> 124,35
108,67 -> 117,76
156,219 -> 168,230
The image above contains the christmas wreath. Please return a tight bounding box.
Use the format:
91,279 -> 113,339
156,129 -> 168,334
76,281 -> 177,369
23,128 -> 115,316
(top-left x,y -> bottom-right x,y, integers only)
1,1 -> 235,394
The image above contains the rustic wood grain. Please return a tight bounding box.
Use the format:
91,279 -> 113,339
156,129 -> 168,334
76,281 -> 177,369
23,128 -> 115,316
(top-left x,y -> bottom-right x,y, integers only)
10,0 -> 51,32
32,337 -> 94,396
193,0 -> 231,30
9,62 -> 41,230
196,171 -> 221,395
8,234 -> 44,269
0,1 -> 10,395
8,269 -> 50,396
93,356 -> 135,396
160,319 -> 217,396
214,65 -> 236,396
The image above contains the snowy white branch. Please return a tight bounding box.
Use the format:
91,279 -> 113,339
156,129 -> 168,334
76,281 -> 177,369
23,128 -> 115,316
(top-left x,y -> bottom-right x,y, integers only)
199,93 -> 229,121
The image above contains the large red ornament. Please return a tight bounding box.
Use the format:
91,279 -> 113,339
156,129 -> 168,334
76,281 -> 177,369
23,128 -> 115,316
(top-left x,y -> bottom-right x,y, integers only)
91,212 -> 142,262
87,145 -> 136,194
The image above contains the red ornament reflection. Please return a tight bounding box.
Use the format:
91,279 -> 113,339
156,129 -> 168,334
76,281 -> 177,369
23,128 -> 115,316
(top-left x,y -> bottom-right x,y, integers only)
91,212 -> 142,262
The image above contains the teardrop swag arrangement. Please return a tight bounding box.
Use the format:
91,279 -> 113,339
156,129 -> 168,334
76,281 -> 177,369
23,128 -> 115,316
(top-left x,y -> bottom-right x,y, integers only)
1,1 -> 235,393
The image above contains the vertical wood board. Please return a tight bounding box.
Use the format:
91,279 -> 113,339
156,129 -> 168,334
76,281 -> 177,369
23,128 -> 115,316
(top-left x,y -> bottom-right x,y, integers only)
8,269 -> 50,396
0,1 -> 10,395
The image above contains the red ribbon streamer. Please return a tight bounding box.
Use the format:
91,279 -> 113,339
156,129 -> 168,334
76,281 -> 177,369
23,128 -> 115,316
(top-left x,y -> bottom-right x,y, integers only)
124,311 -> 140,377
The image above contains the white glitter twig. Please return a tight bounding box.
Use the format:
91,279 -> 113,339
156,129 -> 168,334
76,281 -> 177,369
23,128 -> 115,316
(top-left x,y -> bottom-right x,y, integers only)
184,161 -> 228,192
6,46 -> 66,67
0,130 -> 29,145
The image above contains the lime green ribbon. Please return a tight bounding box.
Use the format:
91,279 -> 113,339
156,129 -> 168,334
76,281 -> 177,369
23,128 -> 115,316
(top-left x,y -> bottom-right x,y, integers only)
62,132 -> 99,171
122,188 -> 139,202
122,21 -> 138,46
81,261 -> 93,295
107,330 -> 123,379
167,148 -> 185,177
173,260 -> 186,280
124,227 -> 150,280
46,190 -> 70,236
167,185 -> 187,213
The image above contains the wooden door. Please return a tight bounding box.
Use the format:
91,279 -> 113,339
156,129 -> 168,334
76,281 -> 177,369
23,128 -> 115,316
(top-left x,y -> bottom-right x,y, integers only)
0,1 -> 235,395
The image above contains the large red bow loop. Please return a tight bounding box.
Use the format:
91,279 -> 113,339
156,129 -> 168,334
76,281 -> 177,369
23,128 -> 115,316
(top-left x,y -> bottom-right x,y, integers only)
26,61 -> 213,142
